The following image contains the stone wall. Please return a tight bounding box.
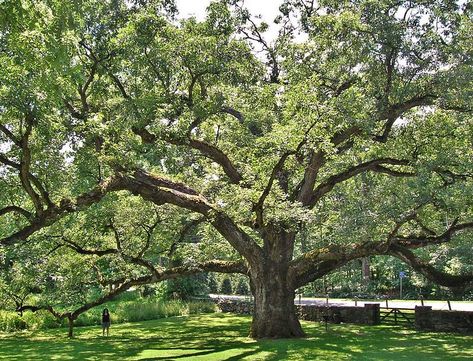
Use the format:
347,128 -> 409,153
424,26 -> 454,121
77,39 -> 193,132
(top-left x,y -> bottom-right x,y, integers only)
415,306 -> 473,333
215,299 -> 380,325
216,299 -> 253,315
296,303 -> 380,325
216,300 -> 473,332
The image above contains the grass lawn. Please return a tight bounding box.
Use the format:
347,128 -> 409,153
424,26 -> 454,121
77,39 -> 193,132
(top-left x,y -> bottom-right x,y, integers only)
0,313 -> 472,360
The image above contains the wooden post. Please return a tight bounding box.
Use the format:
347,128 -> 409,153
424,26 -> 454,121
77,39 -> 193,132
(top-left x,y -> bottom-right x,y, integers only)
420,295 -> 424,306
326,294 -> 329,306
385,299 -> 389,308
447,300 -> 452,310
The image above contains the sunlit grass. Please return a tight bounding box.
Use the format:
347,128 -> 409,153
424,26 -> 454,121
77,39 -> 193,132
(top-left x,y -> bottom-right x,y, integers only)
1,313 -> 472,360
0,298 -> 217,332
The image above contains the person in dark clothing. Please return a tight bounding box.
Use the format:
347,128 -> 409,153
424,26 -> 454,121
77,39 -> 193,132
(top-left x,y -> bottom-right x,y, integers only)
102,308 -> 111,336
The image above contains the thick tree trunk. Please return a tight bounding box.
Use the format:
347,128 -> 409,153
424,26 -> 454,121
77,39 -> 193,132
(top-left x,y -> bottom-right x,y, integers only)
249,228 -> 304,338
250,274 -> 304,338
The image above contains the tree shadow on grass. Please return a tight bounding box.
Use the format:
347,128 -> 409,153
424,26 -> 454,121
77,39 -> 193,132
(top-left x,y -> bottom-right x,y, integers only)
1,314 -> 473,360
303,323 -> 473,361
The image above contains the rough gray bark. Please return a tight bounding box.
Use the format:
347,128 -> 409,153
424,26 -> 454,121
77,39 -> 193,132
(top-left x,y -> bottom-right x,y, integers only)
249,227 -> 304,338
250,272 -> 304,338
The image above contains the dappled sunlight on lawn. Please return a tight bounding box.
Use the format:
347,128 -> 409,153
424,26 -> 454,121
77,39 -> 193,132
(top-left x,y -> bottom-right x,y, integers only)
1,314 -> 472,360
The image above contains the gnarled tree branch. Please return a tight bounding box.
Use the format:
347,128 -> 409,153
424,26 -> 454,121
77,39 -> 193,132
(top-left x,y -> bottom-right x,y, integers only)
115,169 -> 263,264
308,158 -> 413,207
0,206 -> 32,220
0,176 -> 123,246
296,125 -> 361,205
131,127 -> 244,184
393,219 -> 473,249
390,244 -> 473,288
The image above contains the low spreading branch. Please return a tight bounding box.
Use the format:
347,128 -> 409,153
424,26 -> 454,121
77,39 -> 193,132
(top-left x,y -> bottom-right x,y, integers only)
0,176 -> 123,246
290,216 -> 473,289
290,241 -> 389,289
389,245 -> 473,288
117,169 -> 263,264
16,259 -> 247,337
0,124 -> 21,147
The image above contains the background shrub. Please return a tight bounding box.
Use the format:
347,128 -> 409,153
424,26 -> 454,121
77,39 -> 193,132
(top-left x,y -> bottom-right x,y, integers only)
0,292 -> 218,333
220,278 -> 233,295
188,301 -> 216,314
0,311 -> 26,332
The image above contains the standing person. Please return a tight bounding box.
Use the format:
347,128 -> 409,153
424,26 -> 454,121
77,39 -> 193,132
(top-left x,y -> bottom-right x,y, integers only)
102,308 -> 111,336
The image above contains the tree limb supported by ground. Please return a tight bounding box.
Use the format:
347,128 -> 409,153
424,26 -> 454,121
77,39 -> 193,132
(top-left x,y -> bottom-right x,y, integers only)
0,0 -> 472,339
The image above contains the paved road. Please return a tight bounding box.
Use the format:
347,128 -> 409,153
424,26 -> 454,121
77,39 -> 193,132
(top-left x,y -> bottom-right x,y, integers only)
295,298 -> 473,311
210,294 -> 473,311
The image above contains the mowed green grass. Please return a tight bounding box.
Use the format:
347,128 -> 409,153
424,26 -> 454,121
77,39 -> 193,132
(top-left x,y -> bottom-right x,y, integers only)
0,313 -> 472,360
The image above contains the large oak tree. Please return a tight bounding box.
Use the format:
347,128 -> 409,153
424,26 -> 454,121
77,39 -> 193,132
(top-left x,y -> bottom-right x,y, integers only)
1,0 -> 472,338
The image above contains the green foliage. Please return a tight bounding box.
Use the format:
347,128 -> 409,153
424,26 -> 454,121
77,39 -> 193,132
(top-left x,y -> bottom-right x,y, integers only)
163,274 -> 209,300
116,299 -> 186,322
0,309 -> 62,332
235,278 -> 249,295
220,278 -> 233,295
140,285 -> 158,298
207,273 -> 219,294
0,311 -> 26,332
187,300 -> 216,314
